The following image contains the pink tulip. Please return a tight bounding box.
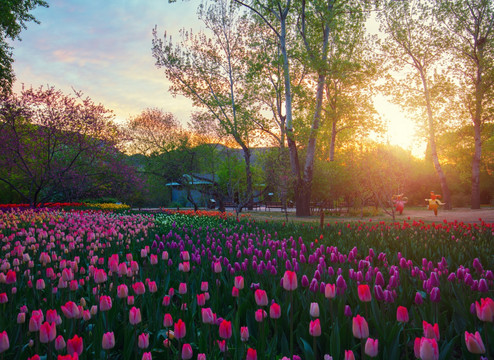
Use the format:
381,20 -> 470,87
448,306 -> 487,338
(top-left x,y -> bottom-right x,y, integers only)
197,354 -> 206,360
61,301 -> 79,319
254,289 -> 268,306
475,297 -> 494,322
162,295 -> 171,306
415,337 -> 439,360
465,331 -> 486,354
344,350 -> 355,360
55,335 -> 66,350
117,284 -> 128,298
365,338 -> 379,357
102,332 -> 115,350
269,302 -> 281,319
217,339 -> 227,352
0,293 -> 7,304
178,283 -> 187,294
309,318 -> 321,337
396,306 -> 409,323
201,281 -> 209,292
36,279 -> 45,290
325,283 -> 336,299
231,286 -> 239,297
182,343 -> 193,359
67,334 -> 84,355
99,295 -> 112,311
141,352 -> 152,360
422,321 -> 439,341
255,309 -> 267,322
132,282 -> 145,295
240,326 -> 249,342
213,261 -> 222,273
164,313 -> 173,327
93,268 -> 107,283
148,281 -> 157,293
129,307 -> 141,325
352,315 -> 369,339
138,333 -> 149,349
282,270 -> 298,291
174,319 -> 186,339
358,284 -> 372,302
310,302 -> 320,317
0,331 -> 9,353
29,310 -> 44,331
202,308 -> 214,324
39,322 -> 56,343
234,276 -> 244,290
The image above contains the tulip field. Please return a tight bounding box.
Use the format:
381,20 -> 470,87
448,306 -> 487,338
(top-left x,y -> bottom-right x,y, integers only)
0,208 -> 492,360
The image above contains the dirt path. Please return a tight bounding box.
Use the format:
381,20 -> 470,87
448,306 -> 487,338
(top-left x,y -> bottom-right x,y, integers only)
244,207 -> 494,225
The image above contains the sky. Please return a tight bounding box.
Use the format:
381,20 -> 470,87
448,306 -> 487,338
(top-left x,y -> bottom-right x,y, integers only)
11,0 -> 425,157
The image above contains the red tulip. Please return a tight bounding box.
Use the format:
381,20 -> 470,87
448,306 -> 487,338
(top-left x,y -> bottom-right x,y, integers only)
254,289 -> 268,306
219,320 -> 232,339
309,318 -> 321,337
358,284 -> 372,302
39,322 -> 56,343
0,331 -> 9,353
67,334 -> 84,355
282,270 -> 298,291
129,307 -> 141,325
231,286 -> 239,297
365,338 -> 379,357
197,293 -> 206,305
270,302 -> 281,319
396,306 -> 409,323
352,315 -> 369,339
102,332 -> 115,350
0,293 -> 7,304
465,331 -> 486,354
174,319 -> 186,339
246,348 -> 257,360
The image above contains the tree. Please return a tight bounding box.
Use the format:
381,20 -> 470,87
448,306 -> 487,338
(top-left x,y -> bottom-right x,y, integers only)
0,0 -> 48,94
153,0 -> 259,212
237,0 -> 371,216
378,0 -> 453,209
0,86 -> 132,206
436,0 -> 494,209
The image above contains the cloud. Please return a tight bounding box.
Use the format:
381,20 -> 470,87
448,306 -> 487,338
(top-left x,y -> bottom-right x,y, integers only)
12,0 -> 201,127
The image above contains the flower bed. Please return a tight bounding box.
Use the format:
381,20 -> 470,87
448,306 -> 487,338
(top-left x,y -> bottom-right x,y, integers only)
0,209 -> 491,359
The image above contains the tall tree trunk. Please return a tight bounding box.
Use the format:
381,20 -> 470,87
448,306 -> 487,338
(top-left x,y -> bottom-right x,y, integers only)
329,120 -> 337,161
243,146 -> 254,210
471,118 -> 482,209
420,69 -> 451,209
297,73 -> 326,216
